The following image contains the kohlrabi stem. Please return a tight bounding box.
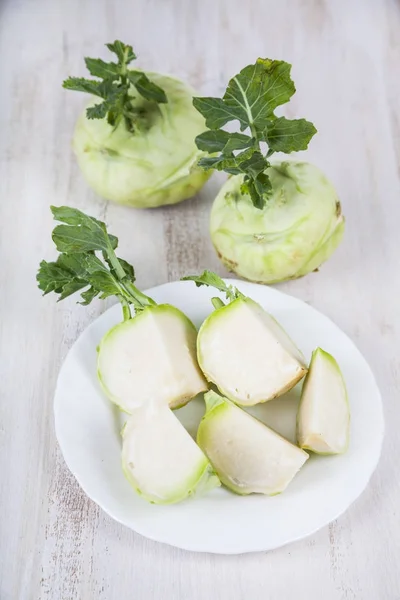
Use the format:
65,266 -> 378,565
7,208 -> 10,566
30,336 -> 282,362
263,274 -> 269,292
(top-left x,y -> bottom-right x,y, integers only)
106,243 -> 155,311
211,297 -> 225,310
107,244 -> 127,281
121,298 -> 132,320
123,281 -> 156,308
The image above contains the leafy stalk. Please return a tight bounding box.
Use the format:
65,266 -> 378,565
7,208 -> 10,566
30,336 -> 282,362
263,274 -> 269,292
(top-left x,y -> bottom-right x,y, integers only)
182,270 -> 244,307
63,40 -> 167,132
193,58 -> 317,209
37,206 -> 156,319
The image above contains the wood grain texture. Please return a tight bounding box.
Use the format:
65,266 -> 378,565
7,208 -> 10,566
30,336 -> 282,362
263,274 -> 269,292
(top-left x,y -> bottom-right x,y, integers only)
0,0 -> 399,598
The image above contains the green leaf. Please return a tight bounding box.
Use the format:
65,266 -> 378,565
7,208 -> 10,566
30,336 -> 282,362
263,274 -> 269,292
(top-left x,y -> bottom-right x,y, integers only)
238,151 -> 266,179
128,71 -> 167,103
106,40 -> 136,65
50,206 -> 117,254
38,206 -> 156,315
58,279 -> 88,301
117,258 -> 135,280
62,77 -> 104,97
37,259 -> 76,295
266,116 -> 317,153
37,255 -> 88,301
84,57 -> 119,80
223,60 -> 295,130
50,206 -> 117,247
86,271 -> 122,298
197,155 -> 230,171
87,101 -> 109,119
79,286 -> 99,305
56,252 -> 92,279
63,40 -> 167,132
195,130 -> 231,152
52,225 -> 109,254
50,206 -> 104,227
195,130 -> 252,153
192,57 -> 316,209
182,270 -> 244,304
193,97 -> 235,130
242,172 -> 272,210
223,133 -> 254,153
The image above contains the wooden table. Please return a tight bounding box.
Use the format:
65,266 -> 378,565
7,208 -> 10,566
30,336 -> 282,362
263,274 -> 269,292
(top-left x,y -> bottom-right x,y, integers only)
1,0 -> 399,598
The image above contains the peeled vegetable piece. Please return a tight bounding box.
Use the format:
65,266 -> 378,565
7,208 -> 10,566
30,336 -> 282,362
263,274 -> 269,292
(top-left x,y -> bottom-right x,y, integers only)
98,304 -> 207,412
210,162 -> 345,284
297,348 -> 350,454
37,206 -> 207,413
197,391 -> 309,495
64,40 -> 210,208
182,272 -> 307,405
122,404 -> 220,504
198,298 -> 306,405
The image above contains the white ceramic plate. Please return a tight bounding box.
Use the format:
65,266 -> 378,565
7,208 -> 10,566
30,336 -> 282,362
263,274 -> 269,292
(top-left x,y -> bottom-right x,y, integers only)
54,280 -> 384,554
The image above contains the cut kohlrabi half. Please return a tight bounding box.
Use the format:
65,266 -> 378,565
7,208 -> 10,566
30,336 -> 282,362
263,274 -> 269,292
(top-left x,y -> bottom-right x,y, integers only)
122,404 -> 220,504
37,206 -> 207,413
197,391 -> 309,495
182,272 -> 307,406
297,348 -> 350,454
98,304 -> 207,412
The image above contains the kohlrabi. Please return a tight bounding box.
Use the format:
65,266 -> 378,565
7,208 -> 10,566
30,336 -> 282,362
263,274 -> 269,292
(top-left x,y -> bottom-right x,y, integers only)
64,41 -> 210,208
37,207 -> 207,412
182,271 -> 307,405
197,391 -> 309,495
192,59 -> 344,283
297,348 -> 350,454
122,404 -> 220,504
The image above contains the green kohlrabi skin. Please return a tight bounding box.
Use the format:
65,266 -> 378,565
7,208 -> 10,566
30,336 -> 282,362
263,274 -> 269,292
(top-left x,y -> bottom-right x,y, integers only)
210,161 -> 345,284
73,73 -> 211,208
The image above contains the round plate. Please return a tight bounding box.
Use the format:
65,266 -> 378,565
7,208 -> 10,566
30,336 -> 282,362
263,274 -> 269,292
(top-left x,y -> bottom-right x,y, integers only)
54,280 -> 384,554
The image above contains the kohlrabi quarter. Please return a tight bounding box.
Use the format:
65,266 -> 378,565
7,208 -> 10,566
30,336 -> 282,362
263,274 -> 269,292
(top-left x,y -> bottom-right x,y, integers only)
37,207 -> 207,412
64,41 -> 210,208
297,348 -> 350,454
193,58 -> 344,284
197,391 -> 309,495
122,404 -> 220,504
182,272 -> 307,405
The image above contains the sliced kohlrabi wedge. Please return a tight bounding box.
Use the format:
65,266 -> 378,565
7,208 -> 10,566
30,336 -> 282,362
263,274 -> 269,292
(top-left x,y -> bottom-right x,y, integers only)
98,304 -> 207,413
197,391 -> 309,495
197,297 -> 307,406
297,347 -> 350,454
122,404 -> 220,504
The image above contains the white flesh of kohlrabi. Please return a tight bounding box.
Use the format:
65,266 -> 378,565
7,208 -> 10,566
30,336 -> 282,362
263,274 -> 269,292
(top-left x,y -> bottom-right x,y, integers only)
297,348 -> 350,454
197,391 -> 309,495
97,304 -> 207,413
122,404 -> 220,504
197,297 -> 307,406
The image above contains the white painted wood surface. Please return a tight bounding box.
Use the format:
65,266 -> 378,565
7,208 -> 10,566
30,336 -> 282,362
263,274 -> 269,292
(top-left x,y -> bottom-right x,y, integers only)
0,0 -> 399,598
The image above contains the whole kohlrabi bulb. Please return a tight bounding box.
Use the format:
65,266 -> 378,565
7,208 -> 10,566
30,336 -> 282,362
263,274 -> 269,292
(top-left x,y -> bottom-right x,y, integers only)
210,161 -> 345,284
73,73 -> 211,208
